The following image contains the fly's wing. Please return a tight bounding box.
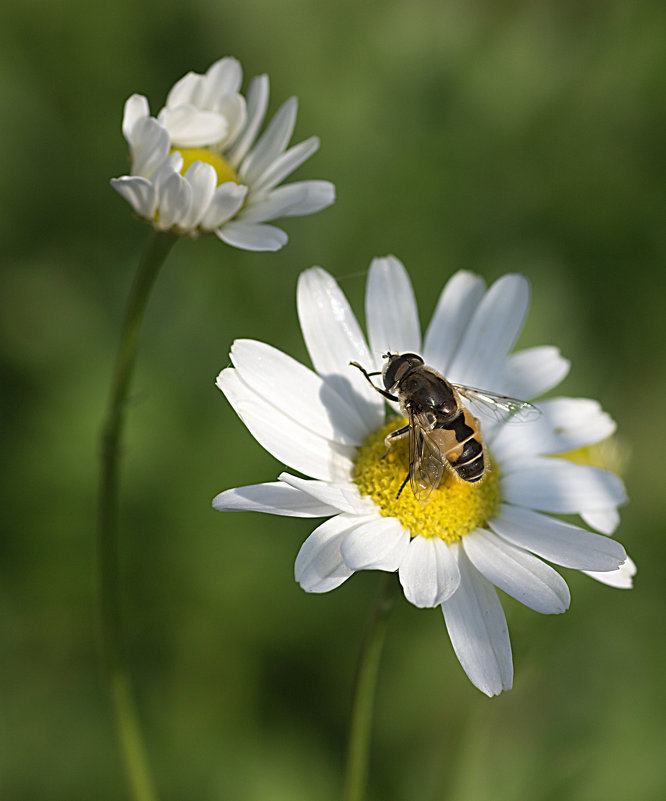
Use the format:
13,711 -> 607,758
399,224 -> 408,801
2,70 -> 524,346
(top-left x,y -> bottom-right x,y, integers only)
450,384 -> 541,424
408,409 -> 445,505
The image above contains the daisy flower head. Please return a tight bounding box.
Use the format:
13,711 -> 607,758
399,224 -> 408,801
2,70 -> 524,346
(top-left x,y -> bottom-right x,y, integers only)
111,57 -> 335,251
212,256 -> 634,696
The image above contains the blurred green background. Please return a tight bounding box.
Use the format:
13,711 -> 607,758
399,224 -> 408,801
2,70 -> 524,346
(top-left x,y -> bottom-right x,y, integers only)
2,0 -> 665,798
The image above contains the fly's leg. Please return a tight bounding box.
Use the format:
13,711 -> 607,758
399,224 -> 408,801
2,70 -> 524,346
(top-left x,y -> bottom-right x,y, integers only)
349,361 -> 399,402
395,472 -> 410,500
382,424 -> 410,459
350,360 -> 408,487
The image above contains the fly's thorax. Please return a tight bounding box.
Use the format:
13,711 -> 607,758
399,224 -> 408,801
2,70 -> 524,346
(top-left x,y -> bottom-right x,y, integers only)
398,368 -> 459,418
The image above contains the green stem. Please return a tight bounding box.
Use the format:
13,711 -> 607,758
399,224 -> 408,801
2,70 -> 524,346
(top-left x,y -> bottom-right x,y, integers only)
98,229 -> 177,801
343,572 -> 396,801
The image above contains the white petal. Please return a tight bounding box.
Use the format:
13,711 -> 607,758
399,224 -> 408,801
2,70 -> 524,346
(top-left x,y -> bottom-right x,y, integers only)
144,154 -> 184,213
180,161 -> 217,230
239,183 -> 309,223
130,117 -> 170,177
165,71 -> 204,108
204,57 -> 243,101
251,136 -> 320,194
584,555 -> 636,589
226,74 -> 270,167
398,536 -> 460,608
366,255 -> 421,362
580,507 -> 621,535
240,181 -> 334,222
230,339 -> 368,445
217,368 -> 354,482
153,150 -> 184,177
501,458 -> 628,514
295,514 -> 368,593
489,504 -> 626,571
212,482 -> 338,517
266,180 -> 335,217
340,517 -> 410,572
213,93 -> 247,145
154,171 -> 192,230
199,182 -> 248,230
498,346 -> 570,399
217,221 -> 288,251
492,398 -> 617,462
297,267 -> 384,433
122,94 -> 149,142
447,274 -> 530,388
423,271 -> 486,374
279,473 -> 376,516
441,545 -> 513,696
239,96 -> 297,185
110,176 -> 156,219
463,528 -> 570,614
158,104 -> 229,148
152,154 -> 184,201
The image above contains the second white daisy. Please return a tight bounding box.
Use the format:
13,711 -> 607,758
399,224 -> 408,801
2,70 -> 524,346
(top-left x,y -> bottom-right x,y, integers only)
111,57 -> 335,251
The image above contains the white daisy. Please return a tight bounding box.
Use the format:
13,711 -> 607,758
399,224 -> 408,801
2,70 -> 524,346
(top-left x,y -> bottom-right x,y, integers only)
111,57 -> 335,251
212,256 -> 633,696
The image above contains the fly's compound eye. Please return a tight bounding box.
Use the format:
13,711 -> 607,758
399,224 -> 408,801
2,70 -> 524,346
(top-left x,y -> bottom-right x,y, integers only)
382,352 -> 424,390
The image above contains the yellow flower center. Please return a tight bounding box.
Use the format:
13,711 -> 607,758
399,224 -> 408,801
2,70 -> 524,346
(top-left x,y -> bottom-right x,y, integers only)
173,147 -> 239,185
353,418 -> 501,544
556,436 -> 627,475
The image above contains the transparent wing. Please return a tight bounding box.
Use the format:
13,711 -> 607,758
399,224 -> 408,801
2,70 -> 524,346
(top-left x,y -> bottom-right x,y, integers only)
408,409 -> 445,505
450,383 -> 541,424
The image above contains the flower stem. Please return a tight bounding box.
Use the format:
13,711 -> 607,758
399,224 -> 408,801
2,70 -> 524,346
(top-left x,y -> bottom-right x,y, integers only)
97,229 -> 177,801
343,572 -> 396,801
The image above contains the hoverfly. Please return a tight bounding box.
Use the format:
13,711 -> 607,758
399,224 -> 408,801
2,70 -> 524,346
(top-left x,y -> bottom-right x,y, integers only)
350,352 -> 540,505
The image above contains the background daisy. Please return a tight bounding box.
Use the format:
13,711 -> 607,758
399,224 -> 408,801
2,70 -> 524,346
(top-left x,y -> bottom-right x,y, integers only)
111,57 -> 335,250
213,256 -> 632,696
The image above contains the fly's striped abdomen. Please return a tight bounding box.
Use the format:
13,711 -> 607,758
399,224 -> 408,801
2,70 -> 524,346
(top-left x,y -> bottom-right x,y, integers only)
437,407 -> 486,483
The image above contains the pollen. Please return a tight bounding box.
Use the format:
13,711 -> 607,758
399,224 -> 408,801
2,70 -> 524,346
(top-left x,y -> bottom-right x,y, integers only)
353,418 -> 501,544
174,147 -> 239,186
